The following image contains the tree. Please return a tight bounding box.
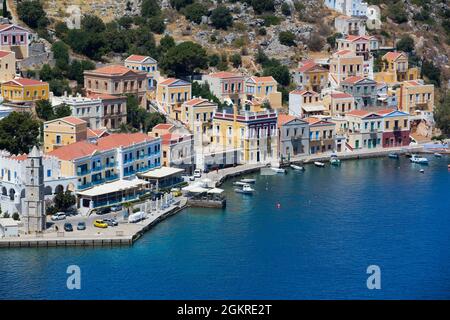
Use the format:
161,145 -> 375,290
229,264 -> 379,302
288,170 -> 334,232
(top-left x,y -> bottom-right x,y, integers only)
434,93 -> 450,135
0,112 -> 41,155
230,53 -> 242,68
183,2 -> 207,24
52,41 -> 70,71
54,104 -> 72,119
279,31 -> 296,47
170,0 -> 194,11
208,54 -> 220,67
81,14 -> 106,34
396,35 -> 415,53
53,190 -> 76,212
251,0 -> 275,14
17,0 -> 48,29
35,100 -> 54,121
148,15 -> 165,34
281,3 -> 291,16
39,64 -> 53,81
387,1 -> 408,24
160,41 -> 208,77
211,6 -> 233,30
142,0 -> 161,17
421,60 -> 441,86
192,82 -> 224,108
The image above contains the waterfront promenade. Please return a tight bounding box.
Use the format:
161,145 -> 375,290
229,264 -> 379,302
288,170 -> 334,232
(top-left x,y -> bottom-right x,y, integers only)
0,197 -> 188,248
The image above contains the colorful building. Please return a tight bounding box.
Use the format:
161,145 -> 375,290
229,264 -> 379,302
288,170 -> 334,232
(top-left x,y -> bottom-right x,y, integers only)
304,117 -> 336,154
324,0 -> 368,17
244,76 -> 282,109
0,24 -> 32,59
323,91 -> 355,117
377,109 -> 410,148
375,51 -> 419,84
278,114 -> 309,160
124,54 -> 159,90
212,107 -> 278,164
334,15 -> 366,36
396,80 -> 434,115
336,35 -> 378,78
155,78 -> 192,116
181,98 -> 218,132
329,50 -> 365,88
344,110 -> 383,150
292,60 -> 329,94
0,50 -> 16,83
204,72 -> 245,106
43,116 -> 88,153
87,93 -> 127,129
84,65 -> 148,108
289,89 -> 325,118
1,78 -> 49,103
339,76 -> 378,109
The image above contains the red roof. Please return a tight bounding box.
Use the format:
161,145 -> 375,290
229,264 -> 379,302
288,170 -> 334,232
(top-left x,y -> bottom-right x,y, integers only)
126,55 -> 149,63
290,89 -> 319,96
92,65 -> 137,75
375,109 -> 396,115
250,76 -> 276,83
384,51 -> 405,61
345,110 -> 372,117
209,72 -> 243,79
330,92 -> 353,99
335,49 -> 353,56
47,133 -> 155,161
59,116 -> 86,126
87,128 -> 109,138
0,50 -> 12,58
346,35 -> 370,42
159,78 -> 178,86
278,114 -> 296,126
152,123 -> 174,130
87,92 -> 124,100
4,78 -> 47,86
184,98 -> 208,106
342,76 -> 365,84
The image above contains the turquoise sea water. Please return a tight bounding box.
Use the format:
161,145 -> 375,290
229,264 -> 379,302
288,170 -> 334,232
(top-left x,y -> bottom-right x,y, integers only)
1,157 -> 450,299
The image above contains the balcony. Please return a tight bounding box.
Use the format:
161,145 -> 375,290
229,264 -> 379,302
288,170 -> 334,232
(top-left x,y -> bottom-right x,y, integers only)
124,169 -> 136,177
77,183 -> 92,190
105,162 -> 116,168
92,166 -> 103,172
105,174 -> 119,182
92,178 -> 105,186
123,157 -> 134,164
77,169 -> 90,176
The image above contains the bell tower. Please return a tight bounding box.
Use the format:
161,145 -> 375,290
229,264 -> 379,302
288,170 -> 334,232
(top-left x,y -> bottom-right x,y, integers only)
23,146 -> 46,234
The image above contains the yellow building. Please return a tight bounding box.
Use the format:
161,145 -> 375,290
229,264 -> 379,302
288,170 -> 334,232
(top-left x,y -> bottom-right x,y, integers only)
293,60 -> 329,93
43,116 -> 88,152
0,50 -> 16,83
1,78 -> 49,103
323,91 -> 355,117
181,98 -> 218,132
396,80 -> 434,115
244,76 -> 282,109
212,105 -> 278,164
375,51 -> 419,84
155,78 -> 192,116
329,50 -> 365,88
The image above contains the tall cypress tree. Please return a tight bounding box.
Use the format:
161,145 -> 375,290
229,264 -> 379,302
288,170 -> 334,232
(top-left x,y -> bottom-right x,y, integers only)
2,0 -> 7,18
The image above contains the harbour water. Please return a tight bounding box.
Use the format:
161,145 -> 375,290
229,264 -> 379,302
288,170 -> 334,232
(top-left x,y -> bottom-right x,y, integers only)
1,157 -> 450,299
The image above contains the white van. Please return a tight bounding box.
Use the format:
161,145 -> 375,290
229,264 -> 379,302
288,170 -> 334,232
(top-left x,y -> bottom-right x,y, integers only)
128,211 -> 145,223
193,169 -> 202,178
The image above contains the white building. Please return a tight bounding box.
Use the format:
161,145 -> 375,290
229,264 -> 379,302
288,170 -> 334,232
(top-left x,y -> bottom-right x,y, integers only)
0,150 -> 77,217
52,94 -> 104,129
334,15 -> 367,36
325,0 -> 368,17
0,218 -> 18,238
366,5 -> 382,30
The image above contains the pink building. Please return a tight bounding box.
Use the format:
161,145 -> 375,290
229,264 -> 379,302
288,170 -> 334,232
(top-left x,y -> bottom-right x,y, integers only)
0,24 -> 31,59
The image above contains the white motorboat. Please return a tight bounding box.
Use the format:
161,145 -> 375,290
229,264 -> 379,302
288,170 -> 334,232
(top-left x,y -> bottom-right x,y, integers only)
240,178 -> 256,184
290,164 -> 305,171
330,155 -> 341,166
388,153 -> 399,159
270,167 -> 286,174
234,183 -> 255,194
314,161 -> 325,167
434,153 -> 443,158
410,154 -> 429,164
233,181 -> 247,186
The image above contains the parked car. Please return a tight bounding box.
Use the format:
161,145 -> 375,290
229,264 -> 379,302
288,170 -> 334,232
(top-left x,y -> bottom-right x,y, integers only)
103,218 -> 118,227
128,211 -> 145,223
171,188 -> 182,197
93,220 -> 108,228
111,205 -> 123,212
51,212 -> 66,221
193,169 -> 202,178
64,223 -> 73,232
96,207 -> 111,215
77,222 -> 86,231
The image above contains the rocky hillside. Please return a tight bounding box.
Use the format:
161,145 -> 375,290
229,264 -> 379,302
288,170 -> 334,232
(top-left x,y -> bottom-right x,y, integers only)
36,0 -> 449,86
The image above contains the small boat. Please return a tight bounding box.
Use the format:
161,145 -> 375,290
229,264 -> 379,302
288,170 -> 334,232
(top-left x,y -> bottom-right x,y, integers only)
330,155 -> 341,166
240,178 -> 256,184
314,161 -> 325,167
233,181 -> 247,186
434,153 -> 443,158
234,183 -> 255,194
388,153 -> 399,159
290,164 -> 305,171
270,167 -> 286,174
410,154 -> 429,165
420,169 -> 425,174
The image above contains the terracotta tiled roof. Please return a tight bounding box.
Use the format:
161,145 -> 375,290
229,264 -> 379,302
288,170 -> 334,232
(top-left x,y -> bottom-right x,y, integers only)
47,133 -> 155,161
290,89 -> 319,96
250,76 -> 276,83
126,55 -> 149,63
93,65 -> 135,75
335,49 -> 353,56
345,110 -> 372,117
59,116 -> 86,126
87,128 -> 109,138
330,92 -> 353,99
4,78 -> 47,86
341,76 -> 365,84
0,50 -> 12,58
184,98 -> 207,106
152,123 -> 174,130
159,78 -> 178,86
277,114 -> 296,126
303,117 -> 321,125
383,51 -> 405,61
209,72 -> 243,79
375,109 -> 396,115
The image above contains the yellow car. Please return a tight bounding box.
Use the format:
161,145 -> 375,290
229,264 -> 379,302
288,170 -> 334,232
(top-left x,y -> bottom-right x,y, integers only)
93,220 -> 108,228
